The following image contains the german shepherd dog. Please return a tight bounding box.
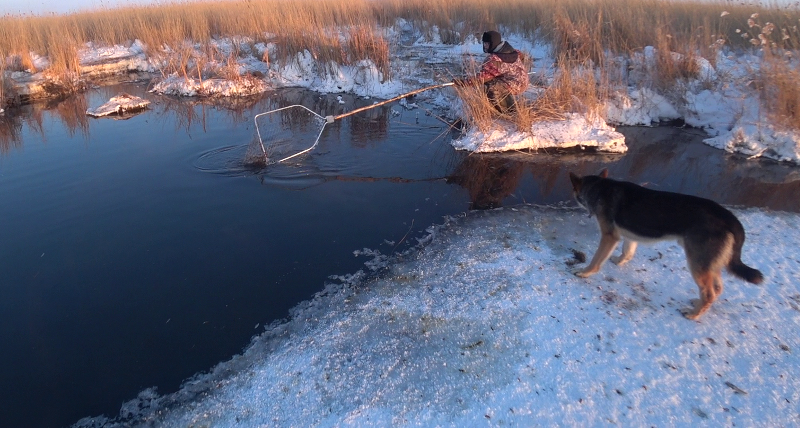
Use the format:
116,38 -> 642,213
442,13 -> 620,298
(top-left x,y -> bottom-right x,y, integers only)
569,169 -> 763,320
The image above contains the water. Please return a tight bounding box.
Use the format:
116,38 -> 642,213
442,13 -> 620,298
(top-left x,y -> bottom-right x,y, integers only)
0,82 -> 797,428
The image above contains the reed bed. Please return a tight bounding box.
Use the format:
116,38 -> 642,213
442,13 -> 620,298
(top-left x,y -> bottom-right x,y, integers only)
1,0 -> 799,127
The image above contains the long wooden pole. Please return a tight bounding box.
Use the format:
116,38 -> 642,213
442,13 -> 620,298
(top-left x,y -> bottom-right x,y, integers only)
328,82 -> 454,122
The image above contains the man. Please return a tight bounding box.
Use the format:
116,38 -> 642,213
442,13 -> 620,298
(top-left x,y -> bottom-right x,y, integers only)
454,31 -> 529,113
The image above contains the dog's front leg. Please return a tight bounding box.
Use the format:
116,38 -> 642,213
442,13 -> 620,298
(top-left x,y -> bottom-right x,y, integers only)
610,239 -> 637,266
575,233 -> 619,277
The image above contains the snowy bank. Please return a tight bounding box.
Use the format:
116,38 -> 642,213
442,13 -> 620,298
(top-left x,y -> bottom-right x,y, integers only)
452,114 -> 627,153
606,47 -> 800,164
77,205 -> 800,427
4,26 -> 800,161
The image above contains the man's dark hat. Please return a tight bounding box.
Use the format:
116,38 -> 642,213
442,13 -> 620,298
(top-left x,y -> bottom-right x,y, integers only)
482,31 -> 502,51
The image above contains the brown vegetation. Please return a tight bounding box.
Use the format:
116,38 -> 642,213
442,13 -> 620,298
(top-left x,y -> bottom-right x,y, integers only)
0,0 -> 799,127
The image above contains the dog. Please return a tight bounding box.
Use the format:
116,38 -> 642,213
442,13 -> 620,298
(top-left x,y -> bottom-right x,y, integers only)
568,169 -> 763,320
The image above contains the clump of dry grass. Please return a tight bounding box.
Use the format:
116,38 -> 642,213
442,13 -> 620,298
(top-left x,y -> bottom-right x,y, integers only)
455,50 -> 606,134
346,26 -> 390,80
0,56 -> 5,105
454,70 -> 603,135
452,83 -> 499,133
552,7 -> 605,67
758,55 -> 800,130
652,25 -> 702,91
722,11 -> 800,130
534,58 -> 606,121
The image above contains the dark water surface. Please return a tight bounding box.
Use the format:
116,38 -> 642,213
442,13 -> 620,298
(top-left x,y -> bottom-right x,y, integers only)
0,82 -> 797,428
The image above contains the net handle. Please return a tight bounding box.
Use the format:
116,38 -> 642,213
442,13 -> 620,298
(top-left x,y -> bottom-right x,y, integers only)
327,82 -> 454,123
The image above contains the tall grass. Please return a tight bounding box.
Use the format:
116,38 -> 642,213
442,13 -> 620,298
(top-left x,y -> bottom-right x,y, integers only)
1,0 -> 799,126
7,0 -> 796,74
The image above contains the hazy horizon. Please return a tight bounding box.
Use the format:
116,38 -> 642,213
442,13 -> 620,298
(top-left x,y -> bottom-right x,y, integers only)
0,0 -> 194,16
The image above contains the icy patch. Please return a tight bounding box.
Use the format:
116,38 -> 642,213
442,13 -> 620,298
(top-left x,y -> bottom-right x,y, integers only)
451,113 -> 627,153
79,40 -> 145,65
705,123 -> 800,164
78,40 -> 155,76
149,74 -> 268,97
271,51 -> 405,99
606,88 -> 680,126
85,93 -> 150,117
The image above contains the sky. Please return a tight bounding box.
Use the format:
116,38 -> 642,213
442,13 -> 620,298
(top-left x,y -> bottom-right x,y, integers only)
0,0 -> 173,15
1,0 -> 121,15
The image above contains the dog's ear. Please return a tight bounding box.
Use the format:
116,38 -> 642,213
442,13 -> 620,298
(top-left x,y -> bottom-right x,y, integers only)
599,168 -> 609,178
568,172 -> 581,190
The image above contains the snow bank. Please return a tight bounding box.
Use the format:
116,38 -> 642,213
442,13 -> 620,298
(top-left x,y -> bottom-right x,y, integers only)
607,47 -> 800,164
75,205 -> 800,427
149,75 -> 268,97
452,113 -> 627,153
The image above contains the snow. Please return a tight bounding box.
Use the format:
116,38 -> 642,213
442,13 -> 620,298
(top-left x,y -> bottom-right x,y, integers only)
85,93 -> 150,117
75,205 -> 800,427
452,113 -> 627,153
149,75 -> 268,97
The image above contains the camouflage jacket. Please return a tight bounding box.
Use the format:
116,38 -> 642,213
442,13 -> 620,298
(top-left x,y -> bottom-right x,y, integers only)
477,42 -> 529,95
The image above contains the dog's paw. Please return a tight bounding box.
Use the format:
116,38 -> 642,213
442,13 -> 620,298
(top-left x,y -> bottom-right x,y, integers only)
610,255 -> 630,266
573,267 -> 596,278
681,309 -> 701,321
680,301 -> 703,320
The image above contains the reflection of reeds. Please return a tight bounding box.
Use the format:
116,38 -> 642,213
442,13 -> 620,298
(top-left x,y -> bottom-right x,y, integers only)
350,104 -> 389,147
448,154 -> 525,209
0,116 -> 24,154
54,94 -> 90,138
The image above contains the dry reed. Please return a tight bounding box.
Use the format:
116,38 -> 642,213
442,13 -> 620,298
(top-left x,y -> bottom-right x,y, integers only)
0,0 -> 799,126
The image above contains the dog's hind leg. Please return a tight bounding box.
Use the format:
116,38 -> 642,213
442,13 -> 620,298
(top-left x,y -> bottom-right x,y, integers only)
575,232 -> 619,278
610,239 -> 637,266
683,269 -> 721,320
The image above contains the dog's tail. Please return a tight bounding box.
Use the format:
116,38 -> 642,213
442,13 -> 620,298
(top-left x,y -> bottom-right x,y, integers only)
727,222 -> 764,285
729,258 -> 764,284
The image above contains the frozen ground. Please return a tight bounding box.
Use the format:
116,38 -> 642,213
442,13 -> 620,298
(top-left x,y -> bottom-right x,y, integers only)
76,205 -> 800,427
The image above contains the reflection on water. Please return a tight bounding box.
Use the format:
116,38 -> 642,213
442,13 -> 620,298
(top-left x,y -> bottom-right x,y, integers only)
52,94 -> 90,138
0,115 -> 24,153
445,126 -> 800,212
349,103 -> 390,147
448,154 -> 527,210
8,84 -> 793,212
2,84 -> 798,212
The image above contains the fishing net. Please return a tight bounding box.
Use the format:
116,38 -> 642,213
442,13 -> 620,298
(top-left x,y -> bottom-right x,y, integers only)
251,105 -> 331,165
252,83 -> 452,165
